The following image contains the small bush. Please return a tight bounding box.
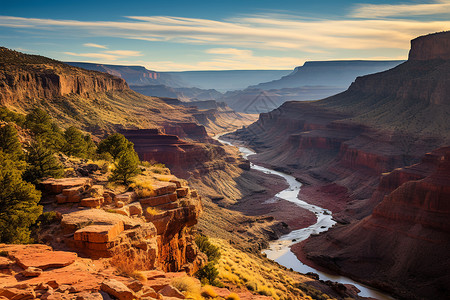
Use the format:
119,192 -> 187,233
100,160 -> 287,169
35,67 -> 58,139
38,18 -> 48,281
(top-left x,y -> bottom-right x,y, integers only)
196,262 -> 219,286
226,293 -> 240,300
201,285 -> 218,298
146,207 -> 161,216
39,211 -> 59,225
171,276 -> 201,299
110,247 -> 151,279
130,180 -> 157,198
195,235 -> 221,262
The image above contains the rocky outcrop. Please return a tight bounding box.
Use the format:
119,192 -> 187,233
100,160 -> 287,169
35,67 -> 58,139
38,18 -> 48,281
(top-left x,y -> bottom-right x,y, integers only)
39,169 -> 204,275
409,31 -> 450,61
300,147 -> 450,300
122,129 -> 230,178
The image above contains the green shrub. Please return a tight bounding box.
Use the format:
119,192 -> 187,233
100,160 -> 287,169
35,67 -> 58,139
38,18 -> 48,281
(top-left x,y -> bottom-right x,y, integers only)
0,107 -> 25,126
196,262 -> 219,286
195,234 -> 221,262
39,211 -> 59,225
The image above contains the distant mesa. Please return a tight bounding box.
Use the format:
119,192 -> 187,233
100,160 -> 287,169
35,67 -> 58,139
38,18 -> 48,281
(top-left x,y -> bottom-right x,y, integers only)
221,60 -> 404,113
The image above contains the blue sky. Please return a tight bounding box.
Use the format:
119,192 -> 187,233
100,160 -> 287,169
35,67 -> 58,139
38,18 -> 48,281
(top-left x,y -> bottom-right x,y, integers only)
0,0 -> 449,70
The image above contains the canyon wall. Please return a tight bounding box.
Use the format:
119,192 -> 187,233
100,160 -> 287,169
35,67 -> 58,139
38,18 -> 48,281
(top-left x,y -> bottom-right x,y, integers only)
301,147 -> 450,300
0,48 -> 128,106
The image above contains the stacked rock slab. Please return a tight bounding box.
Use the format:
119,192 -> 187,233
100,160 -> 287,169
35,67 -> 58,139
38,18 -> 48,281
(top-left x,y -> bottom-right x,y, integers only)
40,178 -> 109,208
41,171 -> 204,274
61,209 -> 158,264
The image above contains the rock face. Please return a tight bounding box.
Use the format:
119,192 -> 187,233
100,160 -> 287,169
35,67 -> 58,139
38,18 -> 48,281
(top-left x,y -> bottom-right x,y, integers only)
301,147 -> 450,300
409,31 -> 450,61
0,48 -> 127,106
122,129 -> 228,178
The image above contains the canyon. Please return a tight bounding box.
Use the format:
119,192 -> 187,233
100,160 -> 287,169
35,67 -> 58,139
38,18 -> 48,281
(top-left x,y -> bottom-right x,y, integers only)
0,29 -> 449,300
230,31 -> 450,299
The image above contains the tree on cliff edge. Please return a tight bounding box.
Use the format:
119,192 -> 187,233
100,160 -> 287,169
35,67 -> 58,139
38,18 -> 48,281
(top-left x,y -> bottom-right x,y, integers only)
109,149 -> 141,184
98,133 -> 134,160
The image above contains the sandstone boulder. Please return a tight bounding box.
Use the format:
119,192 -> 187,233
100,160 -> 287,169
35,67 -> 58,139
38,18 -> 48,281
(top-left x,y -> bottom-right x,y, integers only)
0,257 -> 13,269
158,285 -> 185,299
114,192 -> 136,205
101,279 -> 135,300
79,197 -> 104,208
176,188 -> 189,198
21,267 -> 43,277
74,222 -> 124,243
128,203 -> 143,216
61,209 -> 140,234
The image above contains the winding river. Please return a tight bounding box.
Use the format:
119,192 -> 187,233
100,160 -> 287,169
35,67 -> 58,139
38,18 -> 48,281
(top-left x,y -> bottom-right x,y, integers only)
217,135 -> 395,300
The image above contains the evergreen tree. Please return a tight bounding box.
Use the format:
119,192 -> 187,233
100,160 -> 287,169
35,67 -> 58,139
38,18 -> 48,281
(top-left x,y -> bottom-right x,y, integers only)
0,124 -> 23,160
25,108 -> 64,151
62,126 -> 88,157
98,133 -> 134,160
109,149 -> 141,184
24,139 -> 64,184
0,152 -> 42,243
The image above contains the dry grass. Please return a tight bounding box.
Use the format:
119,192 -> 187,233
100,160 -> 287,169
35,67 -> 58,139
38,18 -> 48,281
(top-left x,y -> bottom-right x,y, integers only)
129,178 -> 157,198
210,238 -> 336,300
146,207 -> 162,216
109,247 -> 151,282
171,276 -> 202,300
201,285 -> 218,298
226,293 -> 240,300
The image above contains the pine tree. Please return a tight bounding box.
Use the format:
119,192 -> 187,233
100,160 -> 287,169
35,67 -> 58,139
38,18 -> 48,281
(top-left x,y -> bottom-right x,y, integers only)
0,124 -> 23,160
24,139 -> 64,184
25,108 -> 64,151
62,126 -> 88,157
0,152 -> 42,243
109,149 -> 141,184
98,133 -> 134,160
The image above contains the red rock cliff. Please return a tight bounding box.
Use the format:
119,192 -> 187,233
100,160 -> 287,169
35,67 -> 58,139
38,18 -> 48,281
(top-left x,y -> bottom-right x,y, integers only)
409,31 -> 450,61
301,147 -> 450,300
0,48 -> 128,106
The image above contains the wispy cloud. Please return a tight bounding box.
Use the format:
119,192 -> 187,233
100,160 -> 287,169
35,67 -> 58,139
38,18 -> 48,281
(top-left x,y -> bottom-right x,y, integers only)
64,52 -> 118,60
0,13 -> 447,54
350,0 -> 450,18
104,50 -> 142,56
83,43 -> 107,49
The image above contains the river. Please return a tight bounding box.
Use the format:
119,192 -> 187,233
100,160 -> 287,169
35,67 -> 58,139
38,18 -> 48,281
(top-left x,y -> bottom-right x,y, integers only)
217,135 -> 395,300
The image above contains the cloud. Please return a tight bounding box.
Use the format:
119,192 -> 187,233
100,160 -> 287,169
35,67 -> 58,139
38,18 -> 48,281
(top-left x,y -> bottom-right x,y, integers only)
103,50 -> 142,56
205,48 -> 253,57
0,13 -> 447,54
350,0 -> 450,19
83,43 -> 107,49
64,52 -> 118,60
